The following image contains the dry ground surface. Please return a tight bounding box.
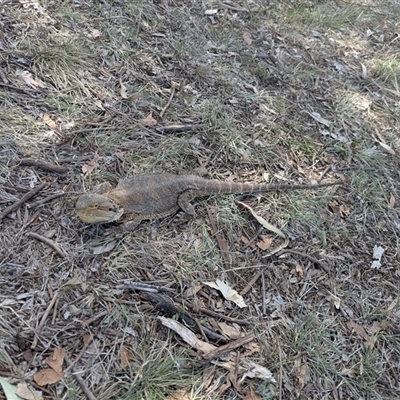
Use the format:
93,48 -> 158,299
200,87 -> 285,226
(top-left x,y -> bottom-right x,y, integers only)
1,0 -> 400,399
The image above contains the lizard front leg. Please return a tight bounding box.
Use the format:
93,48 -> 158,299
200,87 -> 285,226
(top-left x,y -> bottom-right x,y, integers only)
121,215 -> 143,231
178,190 -> 197,217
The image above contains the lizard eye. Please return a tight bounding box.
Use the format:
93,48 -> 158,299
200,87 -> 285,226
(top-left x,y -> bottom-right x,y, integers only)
108,208 -> 114,211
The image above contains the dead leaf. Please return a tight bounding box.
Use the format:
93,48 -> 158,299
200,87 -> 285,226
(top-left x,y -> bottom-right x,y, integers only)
15,382 -> 43,400
46,348 -> 66,373
120,345 -> 133,369
182,284 -> 202,298
128,92 -> 141,100
256,237 -> 272,251
243,31 -> 253,45
333,295 -> 341,309
139,112 -> 157,126
94,100 -> 105,110
91,29 -> 101,39
92,240 -> 117,255
203,279 -> 247,308
241,236 -> 256,248
346,320 -> 368,340
259,103 -> 277,114
298,363 -> 308,389
82,155 -> 101,174
364,334 -> 378,350
291,263 -> 304,278
371,245 -> 385,269
328,200 -> 351,218
361,63 -> 368,79
166,388 -> 191,400
63,276 -> 83,286
42,113 -> 57,131
236,200 -> 285,238
243,393 -> 262,400
389,193 -> 395,207
240,361 -> 276,383
378,141 -> 396,155
204,9 -> 218,15
33,369 -> 63,386
17,70 -> 46,89
159,0 -> 168,9
307,111 -> 332,128
158,316 -> 217,352
120,79 -> 128,99
217,322 -> 242,339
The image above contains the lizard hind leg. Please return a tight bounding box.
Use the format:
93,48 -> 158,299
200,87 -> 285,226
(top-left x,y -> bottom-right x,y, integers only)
93,182 -> 113,194
178,190 -> 197,217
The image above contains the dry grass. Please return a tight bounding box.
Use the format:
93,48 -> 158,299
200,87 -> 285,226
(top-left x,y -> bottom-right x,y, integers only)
1,0 -> 400,399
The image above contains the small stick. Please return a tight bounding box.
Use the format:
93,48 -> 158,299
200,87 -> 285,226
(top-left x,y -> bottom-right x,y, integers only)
207,207 -> 233,278
120,281 -> 175,293
0,183 -> 46,221
203,334 -> 255,360
19,158 -> 68,173
65,356 -> 97,400
58,155 -> 94,163
2,184 -> 30,194
241,227 -> 263,250
220,2 -> 248,12
28,192 -> 65,208
31,291 -> 59,349
159,84 -> 176,118
240,270 -> 262,295
64,334 -> 94,373
80,311 -> 108,327
155,123 -> 203,133
27,232 -> 65,258
276,249 -> 329,272
261,270 -> 266,315
196,308 -> 251,326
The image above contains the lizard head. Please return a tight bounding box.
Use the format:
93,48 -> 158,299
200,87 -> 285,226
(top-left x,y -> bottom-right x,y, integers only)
75,194 -> 124,224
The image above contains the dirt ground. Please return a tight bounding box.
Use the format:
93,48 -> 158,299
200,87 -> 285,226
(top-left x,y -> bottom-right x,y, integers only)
1,0 -> 400,399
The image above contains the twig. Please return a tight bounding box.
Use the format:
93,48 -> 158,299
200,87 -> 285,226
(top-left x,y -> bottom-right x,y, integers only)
0,183 -> 46,221
28,192 -> 65,208
31,291 -> 59,349
278,340 -> 283,400
0,80 -> 37,94
64,334 -> 94,373
240,270 -> 262,295
2,184 -> 30,193
220,2 -> 249,12
276,249 -> 329,272
242,226 -> 263,250
80,311 -> 108,327
203,334 -> 255,360
19,158 -> 68,173
155,123 -> 203,133
196,308 -> 251,326
159,84 -> 176,118
58,155 -> 94,163
65,356 -> 97,400
27,232 -> 65,258
206,206 -> 233,278
261,270 -> 266,315
120,281 -> 175,293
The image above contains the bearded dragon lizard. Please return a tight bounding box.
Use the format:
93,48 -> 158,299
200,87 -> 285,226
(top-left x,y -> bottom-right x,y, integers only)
76,173 -> 337,231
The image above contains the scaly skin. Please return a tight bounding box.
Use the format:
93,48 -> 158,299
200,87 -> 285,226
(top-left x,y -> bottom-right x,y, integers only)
75,173 -> 338,231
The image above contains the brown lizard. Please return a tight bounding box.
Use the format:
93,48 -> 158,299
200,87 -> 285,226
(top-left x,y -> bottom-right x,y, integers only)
75,173 -> 337,231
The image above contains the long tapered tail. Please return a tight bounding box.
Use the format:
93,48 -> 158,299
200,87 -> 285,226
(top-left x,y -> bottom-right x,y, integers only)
196,177 -> 339,195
